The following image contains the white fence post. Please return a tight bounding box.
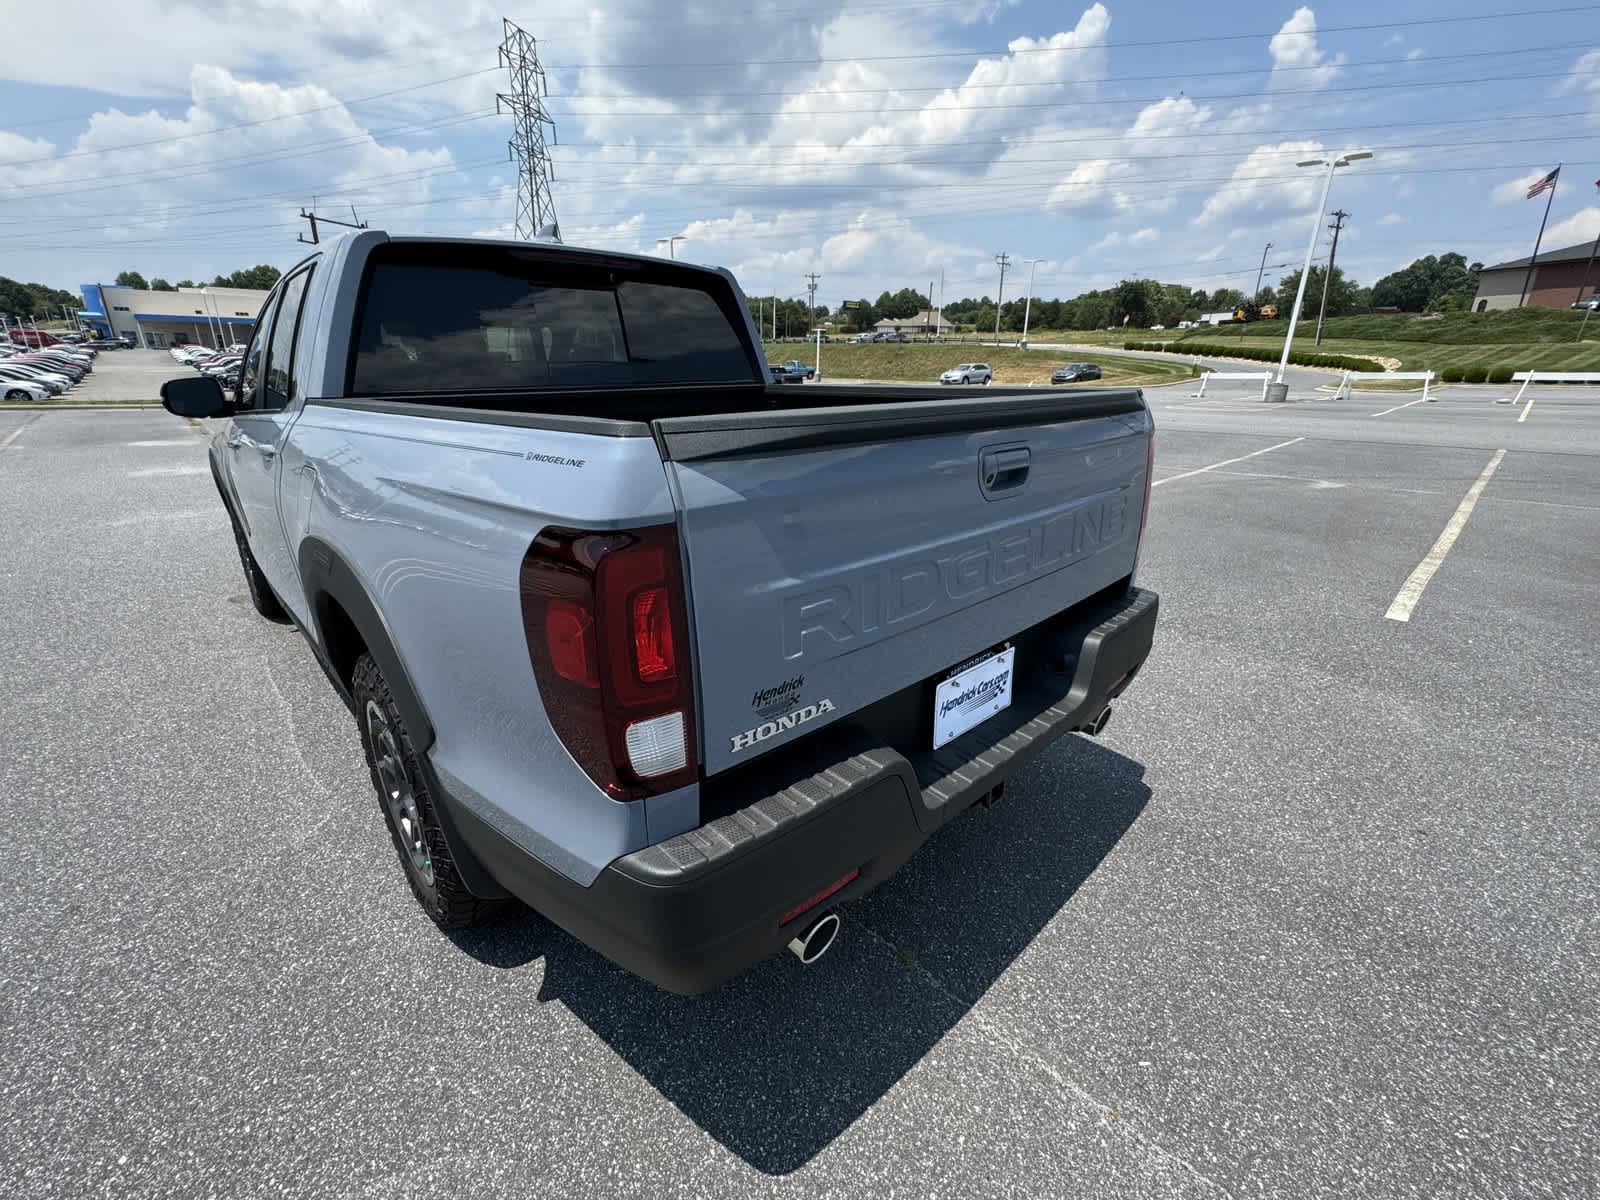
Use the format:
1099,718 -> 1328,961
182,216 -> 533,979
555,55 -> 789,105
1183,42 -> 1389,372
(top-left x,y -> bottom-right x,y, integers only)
1422,371 -> 1432,403
1511,372 -> 1537,405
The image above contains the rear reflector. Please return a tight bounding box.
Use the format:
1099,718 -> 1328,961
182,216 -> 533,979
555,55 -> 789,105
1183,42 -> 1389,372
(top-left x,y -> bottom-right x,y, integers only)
624,711 -> 688,777
779,867 -> 861,927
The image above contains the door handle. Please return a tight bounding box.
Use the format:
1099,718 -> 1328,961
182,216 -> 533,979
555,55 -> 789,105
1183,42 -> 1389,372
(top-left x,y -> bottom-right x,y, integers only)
225,433 -> 243,449
257,443 -> 278,460
980,447 -> 1030,496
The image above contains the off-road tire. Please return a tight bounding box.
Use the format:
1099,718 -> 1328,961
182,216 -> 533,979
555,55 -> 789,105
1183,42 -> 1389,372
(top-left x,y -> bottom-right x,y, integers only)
225,505 -> 287,620
351,654 -> 502,929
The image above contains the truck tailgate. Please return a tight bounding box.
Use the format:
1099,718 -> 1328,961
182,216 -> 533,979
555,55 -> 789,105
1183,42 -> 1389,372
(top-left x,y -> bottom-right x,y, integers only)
654,389 -> 1152,776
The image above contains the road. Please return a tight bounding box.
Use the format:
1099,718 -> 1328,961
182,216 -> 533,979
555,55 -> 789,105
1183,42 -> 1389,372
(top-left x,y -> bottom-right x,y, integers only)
2,394 -> 1597,1198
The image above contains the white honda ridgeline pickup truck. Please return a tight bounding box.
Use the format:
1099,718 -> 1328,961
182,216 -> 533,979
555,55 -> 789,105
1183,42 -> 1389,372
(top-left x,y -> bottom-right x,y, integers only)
162,232 -> 1158,993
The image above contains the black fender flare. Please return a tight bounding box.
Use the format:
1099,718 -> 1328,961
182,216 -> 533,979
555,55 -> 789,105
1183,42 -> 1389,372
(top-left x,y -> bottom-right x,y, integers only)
297,536 -> 507,900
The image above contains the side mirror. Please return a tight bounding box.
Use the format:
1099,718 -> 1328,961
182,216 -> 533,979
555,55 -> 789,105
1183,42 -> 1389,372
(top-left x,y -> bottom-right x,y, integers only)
161,375 -> 231,418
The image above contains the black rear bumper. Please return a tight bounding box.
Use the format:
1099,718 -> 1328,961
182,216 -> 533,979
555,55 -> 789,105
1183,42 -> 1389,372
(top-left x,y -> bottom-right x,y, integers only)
448,585 -> 1158,994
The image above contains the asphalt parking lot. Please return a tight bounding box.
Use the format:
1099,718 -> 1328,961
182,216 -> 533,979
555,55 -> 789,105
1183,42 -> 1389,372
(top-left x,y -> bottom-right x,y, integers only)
2,386 -> 1597,1198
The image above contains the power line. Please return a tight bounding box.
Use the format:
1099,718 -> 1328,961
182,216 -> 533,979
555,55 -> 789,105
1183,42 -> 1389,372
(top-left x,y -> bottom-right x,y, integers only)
540,67 -> 1591,117
537,5 -> 1600,68
3,66 -> 503,167
540,42 -> 1578,101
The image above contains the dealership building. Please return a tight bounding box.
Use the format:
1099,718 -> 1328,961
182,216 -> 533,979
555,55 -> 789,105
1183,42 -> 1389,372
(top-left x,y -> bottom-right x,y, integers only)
1472,239 -> 1600,311
76,281 -> 271,349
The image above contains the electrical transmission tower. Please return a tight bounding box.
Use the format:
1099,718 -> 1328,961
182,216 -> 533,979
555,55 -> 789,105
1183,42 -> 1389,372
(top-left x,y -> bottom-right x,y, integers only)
497,18 -> 560,241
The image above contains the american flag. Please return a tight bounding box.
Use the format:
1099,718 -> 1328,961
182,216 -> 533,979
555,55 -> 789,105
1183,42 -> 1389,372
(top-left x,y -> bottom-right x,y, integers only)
1526,167 -> 1560,199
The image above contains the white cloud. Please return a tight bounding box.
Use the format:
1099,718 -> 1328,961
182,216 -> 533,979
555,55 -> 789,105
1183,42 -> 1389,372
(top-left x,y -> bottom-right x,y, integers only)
1491,168 -> 1556,206
1406,48 -> 1424,61
1268,7 -> 1345,90
1379,212 -> 1404,226
1542,207 -> 1600,248
1194,140 -> 1325,224
1560,48 -> 1600,95
1085,227 -> 1158,254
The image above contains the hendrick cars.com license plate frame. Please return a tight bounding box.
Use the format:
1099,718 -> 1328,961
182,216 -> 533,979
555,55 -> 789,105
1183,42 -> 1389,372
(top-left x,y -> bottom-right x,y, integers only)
932,646 -> 1016,750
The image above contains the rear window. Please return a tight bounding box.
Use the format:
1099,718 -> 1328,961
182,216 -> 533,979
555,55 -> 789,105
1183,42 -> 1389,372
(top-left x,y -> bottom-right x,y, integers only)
349,245 -> 758,398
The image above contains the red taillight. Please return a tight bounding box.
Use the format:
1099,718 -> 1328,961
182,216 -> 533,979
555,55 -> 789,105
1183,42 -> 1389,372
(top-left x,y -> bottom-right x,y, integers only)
546,598 -> 598,687
520,525 -> 698,800
630,586 -> 675,682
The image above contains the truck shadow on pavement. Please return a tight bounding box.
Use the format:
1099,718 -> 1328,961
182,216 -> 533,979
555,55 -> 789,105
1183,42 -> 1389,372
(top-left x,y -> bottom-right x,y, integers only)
452,736 -> 1149,1175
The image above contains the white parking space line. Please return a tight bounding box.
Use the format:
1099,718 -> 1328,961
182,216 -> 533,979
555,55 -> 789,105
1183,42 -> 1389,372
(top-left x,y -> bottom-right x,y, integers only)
1384,449 -> 1505,624
1518,393 -> 1536,423
0,426 -> 25,451
1372,397 -> 1431,417
128,439 -> 194,447
128,466 -> 209,478
1151,437 -> 1305,488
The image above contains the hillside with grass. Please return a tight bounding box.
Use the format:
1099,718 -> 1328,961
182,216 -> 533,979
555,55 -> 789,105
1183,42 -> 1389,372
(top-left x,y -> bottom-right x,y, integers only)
1168,307 -> 1600,373
763,342 -> 1197,387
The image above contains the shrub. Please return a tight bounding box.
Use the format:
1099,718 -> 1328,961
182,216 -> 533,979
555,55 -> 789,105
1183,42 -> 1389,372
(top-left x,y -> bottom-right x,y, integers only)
1462,366 -> 1488,384
1441,367 -> 1466,383
1487,366 -> 1515,384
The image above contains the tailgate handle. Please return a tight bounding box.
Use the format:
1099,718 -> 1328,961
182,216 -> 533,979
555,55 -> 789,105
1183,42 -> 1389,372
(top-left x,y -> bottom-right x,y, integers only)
981,447 -> 1030,496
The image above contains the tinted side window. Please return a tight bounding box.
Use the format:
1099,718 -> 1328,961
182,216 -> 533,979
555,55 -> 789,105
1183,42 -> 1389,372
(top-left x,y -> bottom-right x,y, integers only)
261,268 -> 313,412
239,289 -> 281,407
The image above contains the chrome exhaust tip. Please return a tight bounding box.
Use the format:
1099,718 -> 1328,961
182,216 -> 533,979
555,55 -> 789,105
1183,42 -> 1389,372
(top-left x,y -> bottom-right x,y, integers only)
787,910 -> 841,965
1080,705 -> 1112,736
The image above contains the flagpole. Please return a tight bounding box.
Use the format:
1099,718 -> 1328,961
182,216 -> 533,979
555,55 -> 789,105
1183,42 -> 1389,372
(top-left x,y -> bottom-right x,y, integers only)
1578,221 -> 1600,342
1518,164 -> 1560,308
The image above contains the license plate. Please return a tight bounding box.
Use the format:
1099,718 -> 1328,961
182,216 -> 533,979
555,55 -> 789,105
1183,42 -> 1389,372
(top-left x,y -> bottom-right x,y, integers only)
932,647 -> 1015,750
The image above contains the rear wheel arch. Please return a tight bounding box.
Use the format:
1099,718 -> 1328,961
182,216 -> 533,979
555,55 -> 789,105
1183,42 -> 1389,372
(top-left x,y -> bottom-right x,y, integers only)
297,536 -> 508,901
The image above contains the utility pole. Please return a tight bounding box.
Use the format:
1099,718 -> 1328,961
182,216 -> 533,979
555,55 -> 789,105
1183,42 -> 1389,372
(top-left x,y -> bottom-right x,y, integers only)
656,236 -> 685,259
935,267 -> 945,338
298,204 -> 367,246
993,252 -> 1010,345
806,273 -> 821,374
1314,210 -> 1348,346
498,18 -> 560,241
1020,258 -> 1041,346
1253,241 -> 1274,303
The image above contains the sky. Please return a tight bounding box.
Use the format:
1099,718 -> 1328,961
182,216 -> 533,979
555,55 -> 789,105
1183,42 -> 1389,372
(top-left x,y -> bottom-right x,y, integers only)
2,0 -> 1599,310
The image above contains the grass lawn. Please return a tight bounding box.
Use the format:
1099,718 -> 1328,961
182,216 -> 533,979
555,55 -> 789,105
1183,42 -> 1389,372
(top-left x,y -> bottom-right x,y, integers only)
1171,308 -> 1600,373
766,342 -> 1196,387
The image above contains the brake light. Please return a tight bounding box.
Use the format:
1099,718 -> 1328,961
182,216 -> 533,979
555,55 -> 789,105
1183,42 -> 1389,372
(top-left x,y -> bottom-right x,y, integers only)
520,525 -> 698,799
630,586 -> 674,682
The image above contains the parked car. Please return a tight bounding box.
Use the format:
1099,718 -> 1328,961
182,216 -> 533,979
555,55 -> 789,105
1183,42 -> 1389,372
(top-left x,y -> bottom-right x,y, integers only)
161,231 -> 1158,995
0,365 -> 69,394
1,377 -> 50,401
84,338 -> 125,350
768,363 -> 807,383
1572,295 -> 1600,311
780,359 -> 815,380
939,362 -> 992,385
1052,362 -> 1102,384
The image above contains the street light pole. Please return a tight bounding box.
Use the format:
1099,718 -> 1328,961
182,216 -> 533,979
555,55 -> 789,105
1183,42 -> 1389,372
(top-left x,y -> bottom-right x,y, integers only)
1020,258 -> 1041,346
1277,150 -> 1371,388
1253,241 -> 1274,303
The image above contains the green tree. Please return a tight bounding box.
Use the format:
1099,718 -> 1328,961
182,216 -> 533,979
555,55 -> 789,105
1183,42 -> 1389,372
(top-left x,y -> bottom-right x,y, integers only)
1275,265 -> 1359,319
150,278 -> 175,291
114,270 -> 149,290
1207,287 -> 1245,312
174,280 -> 195,289
1370,253 -> 1478,312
